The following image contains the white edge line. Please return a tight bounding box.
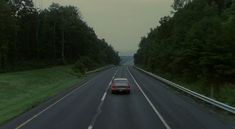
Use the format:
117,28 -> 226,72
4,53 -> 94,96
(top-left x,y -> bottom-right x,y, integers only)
135,66 -> 235,114
15,77 -> 92,129
127,68 -> 171,129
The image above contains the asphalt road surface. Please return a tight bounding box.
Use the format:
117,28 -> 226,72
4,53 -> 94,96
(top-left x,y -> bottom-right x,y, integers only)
1,66 -> 235,129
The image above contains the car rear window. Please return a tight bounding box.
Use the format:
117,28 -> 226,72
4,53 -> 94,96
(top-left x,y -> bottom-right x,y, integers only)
114,80 -> 128,83
114,80 -> 128,86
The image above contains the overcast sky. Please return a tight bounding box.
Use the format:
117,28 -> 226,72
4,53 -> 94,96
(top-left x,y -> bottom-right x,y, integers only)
34,0 -> 173,56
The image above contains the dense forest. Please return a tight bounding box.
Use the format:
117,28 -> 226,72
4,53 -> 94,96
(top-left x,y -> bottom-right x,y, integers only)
134,0 -> 235,101
0,0 -> 120,72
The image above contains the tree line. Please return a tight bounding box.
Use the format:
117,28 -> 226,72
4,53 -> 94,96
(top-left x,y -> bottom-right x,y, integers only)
0,0 -> 120,72
134,0 -> 235,88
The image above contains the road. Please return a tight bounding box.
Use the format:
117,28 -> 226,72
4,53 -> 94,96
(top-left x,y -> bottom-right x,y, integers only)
1,66 -> 235,129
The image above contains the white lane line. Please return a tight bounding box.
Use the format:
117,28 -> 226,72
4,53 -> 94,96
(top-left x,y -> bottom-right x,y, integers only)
101,92 -> 107,101
127,68 -> 171,129
87,69 -> 118,129
88,125 -> 93,129
15,80 -> 91,129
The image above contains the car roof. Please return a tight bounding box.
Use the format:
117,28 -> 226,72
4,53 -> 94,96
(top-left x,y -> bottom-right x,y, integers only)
114,78 -> 128,81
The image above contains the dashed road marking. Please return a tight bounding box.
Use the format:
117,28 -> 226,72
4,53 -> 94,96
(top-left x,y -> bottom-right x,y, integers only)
15,68 -> 114,129
101,92 -> 107,101
87,69 -> 118,129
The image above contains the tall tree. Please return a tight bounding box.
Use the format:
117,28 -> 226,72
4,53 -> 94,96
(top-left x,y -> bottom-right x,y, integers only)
0,0 -> 16,70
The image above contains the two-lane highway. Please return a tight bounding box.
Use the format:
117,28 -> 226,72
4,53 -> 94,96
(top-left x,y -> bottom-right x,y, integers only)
1,66 -> 235,129
92,66 -> 168,129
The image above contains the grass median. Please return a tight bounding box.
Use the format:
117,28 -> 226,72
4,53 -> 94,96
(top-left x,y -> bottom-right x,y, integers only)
0,65 -> 87,125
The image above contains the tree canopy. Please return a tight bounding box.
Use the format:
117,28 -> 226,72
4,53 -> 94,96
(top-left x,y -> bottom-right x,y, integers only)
0,0 -> 120,72
134,0 -> 235,86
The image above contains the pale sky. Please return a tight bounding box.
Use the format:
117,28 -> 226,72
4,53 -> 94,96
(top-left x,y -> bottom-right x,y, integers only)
34,0 -> 173,56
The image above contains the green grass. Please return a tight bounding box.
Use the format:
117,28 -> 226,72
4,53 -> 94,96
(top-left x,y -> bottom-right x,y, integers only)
156,72 -> 235,107
140,66 -> 235,107
0,65 -> 85,125
219,84 -> 235,106
176,80 -> 235,107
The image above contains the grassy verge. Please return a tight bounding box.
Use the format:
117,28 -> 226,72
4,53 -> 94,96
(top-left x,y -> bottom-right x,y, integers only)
139,66 -> 235,107
0,65 -> 86,125
165,76 -> 235,107
179,81 -> 235,107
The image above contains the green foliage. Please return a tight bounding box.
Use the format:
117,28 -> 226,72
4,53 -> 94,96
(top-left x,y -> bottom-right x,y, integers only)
72,61 -> 85,76
135,0 -> 235,86
73,56 -> 94,76
0,0 -> 16,70
0,1 -> 120,72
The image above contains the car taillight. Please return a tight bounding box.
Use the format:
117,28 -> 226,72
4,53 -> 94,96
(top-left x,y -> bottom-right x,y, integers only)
111,83 -> 116,89
127,83 -> 131,89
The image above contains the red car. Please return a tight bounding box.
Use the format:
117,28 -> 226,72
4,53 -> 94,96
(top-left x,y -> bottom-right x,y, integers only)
111,78 -> 131,94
